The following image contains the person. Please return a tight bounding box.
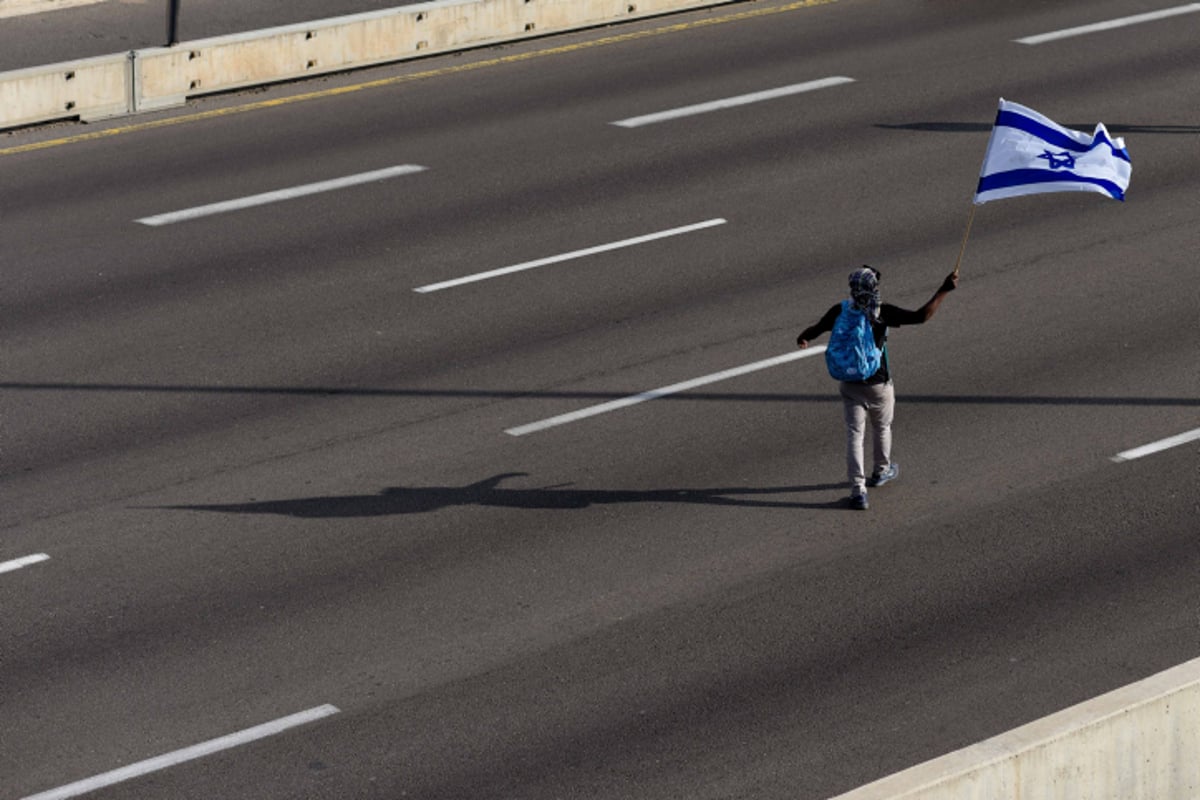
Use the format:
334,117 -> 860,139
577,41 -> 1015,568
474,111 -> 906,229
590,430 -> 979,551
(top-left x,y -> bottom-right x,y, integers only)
797,267 -> 958,510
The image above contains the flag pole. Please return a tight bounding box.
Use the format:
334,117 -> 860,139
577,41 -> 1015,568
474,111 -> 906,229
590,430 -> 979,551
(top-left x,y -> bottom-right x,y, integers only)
952,203 -> 977,277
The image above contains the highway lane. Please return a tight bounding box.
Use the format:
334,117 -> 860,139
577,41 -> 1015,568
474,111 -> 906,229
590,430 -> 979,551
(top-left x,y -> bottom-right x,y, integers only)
5,0 -> 1197,519
2,0 -> 1199,797
65,448 -> 1193,800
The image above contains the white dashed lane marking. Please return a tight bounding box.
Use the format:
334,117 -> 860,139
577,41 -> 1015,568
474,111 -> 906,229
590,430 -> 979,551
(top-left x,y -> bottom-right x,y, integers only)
0,553 -> 50,574
21,705 -> 341,800
1111,427 -> 1200,463
611,77 -> 855,128
136,165 -> 427,226
505,347 -> 827,436
414,218 -> 727,293
1016,3 -> 1200,44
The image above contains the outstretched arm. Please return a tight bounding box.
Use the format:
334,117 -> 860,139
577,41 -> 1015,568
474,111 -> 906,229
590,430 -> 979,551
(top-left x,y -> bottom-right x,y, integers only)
913,272 -> 958,322
797,304 -> 842,348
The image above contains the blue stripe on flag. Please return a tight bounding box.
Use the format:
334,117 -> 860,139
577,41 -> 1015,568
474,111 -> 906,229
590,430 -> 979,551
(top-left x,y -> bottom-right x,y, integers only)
996,109 -> 1131,163
976,168 -> 1126,201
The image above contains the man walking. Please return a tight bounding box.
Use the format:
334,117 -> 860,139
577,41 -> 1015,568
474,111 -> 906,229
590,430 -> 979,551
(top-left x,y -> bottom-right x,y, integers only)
797,267 -> 958,509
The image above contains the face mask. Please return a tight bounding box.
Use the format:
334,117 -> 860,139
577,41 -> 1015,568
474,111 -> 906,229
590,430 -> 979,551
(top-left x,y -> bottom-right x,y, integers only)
848,267 -> 880,316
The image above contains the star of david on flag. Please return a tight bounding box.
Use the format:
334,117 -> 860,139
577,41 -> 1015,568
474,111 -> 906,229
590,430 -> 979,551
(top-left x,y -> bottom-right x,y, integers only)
974,99 -> 1131,204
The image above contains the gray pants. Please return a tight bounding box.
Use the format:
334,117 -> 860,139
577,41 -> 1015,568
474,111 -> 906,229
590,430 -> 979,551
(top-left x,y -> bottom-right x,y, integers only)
839,380 -> 895,495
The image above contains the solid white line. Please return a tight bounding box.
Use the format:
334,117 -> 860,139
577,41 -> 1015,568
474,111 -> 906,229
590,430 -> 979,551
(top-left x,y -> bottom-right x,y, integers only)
1111,427 -> 1200,463
1016,3 -> 1200,44
21,705 -> 341,800
611,77 -> 855,128
414,218 -> 727,293
505,347 -> 827,436
136,165 -> 427,226
0,553 -> 50,574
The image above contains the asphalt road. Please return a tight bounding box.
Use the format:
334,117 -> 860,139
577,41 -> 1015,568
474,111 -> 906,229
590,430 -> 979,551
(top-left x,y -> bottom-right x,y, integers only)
2,0 -> 1199,798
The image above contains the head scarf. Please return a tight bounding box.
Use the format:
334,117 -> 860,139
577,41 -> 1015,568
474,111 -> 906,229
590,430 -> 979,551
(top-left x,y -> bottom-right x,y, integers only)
848,266 -> 881,318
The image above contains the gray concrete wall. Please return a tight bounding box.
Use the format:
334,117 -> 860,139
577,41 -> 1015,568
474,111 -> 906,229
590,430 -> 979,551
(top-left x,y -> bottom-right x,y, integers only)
829,657 -> 1200,800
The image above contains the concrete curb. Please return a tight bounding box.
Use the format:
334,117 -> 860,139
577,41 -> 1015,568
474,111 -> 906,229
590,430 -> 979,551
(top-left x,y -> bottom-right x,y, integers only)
0,0 -> 742,129
829,657 -> 1200,800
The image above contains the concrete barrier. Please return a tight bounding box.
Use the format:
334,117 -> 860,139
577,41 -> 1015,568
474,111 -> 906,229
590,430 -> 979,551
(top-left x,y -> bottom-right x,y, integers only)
0,52 -> 129,128
829,657 -> 1200,800
133,0 -> 737,111
0,0 -> 740,128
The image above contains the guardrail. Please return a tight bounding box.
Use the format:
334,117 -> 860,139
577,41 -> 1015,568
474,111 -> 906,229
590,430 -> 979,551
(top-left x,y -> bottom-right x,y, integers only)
0,0 -> 738,129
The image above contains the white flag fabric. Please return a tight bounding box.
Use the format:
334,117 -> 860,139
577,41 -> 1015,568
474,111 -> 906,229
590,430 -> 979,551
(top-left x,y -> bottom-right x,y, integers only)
974,99 -> 1131,204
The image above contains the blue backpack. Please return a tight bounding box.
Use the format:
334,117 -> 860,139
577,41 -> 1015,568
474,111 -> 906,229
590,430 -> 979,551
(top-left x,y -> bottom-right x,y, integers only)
825,300 -> 882,381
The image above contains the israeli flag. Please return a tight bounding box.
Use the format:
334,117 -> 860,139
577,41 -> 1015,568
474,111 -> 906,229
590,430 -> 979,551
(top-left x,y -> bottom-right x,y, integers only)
974,99 -> 1131,204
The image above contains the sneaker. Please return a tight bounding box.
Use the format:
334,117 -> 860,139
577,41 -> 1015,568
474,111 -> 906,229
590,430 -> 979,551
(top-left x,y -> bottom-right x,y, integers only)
848,491 -> 868,510
868,463 -> 899,488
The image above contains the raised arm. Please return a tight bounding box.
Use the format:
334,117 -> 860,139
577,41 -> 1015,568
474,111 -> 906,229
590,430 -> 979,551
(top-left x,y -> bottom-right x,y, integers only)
913,272 -> 959,322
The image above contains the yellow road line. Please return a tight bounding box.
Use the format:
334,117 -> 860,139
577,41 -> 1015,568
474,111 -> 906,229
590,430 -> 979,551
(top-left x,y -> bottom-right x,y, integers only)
0,0 -> 837,157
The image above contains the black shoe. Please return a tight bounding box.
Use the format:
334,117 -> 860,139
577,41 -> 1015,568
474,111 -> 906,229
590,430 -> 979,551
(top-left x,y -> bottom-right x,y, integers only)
848,491 -> 868,510
867,463 -> 899,488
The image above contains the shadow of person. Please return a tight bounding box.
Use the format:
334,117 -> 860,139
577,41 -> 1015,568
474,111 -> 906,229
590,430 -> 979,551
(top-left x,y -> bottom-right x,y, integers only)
149,473 -> 849,518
